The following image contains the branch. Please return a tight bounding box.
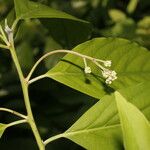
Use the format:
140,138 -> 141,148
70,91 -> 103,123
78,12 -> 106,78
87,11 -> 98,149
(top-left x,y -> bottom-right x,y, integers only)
0,107 -> 27,119
28,74 -> 47,85
44,133 -> 64,146
0,44 -> 9,49
26,49 -> 106,81
6,119 -> 27,128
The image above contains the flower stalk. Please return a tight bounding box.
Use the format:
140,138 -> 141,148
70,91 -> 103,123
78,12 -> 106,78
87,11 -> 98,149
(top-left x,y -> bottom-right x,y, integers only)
27,50 -> 117,85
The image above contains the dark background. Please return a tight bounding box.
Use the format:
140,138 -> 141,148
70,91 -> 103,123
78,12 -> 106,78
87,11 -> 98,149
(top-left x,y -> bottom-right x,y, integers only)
0,0 -> 150,149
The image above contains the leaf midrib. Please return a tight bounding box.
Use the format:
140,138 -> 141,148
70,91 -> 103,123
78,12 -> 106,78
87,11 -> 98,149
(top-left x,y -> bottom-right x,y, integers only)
64,124 -> 120,137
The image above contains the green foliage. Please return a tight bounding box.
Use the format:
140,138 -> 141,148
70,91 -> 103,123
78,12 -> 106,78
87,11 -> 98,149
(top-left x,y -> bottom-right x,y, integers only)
47,38 -> 150,99
0,0 -> 150,150
115,92 -> 150,150
63,82 -> 150,150
14,0 -> 86,22
14,0 -> 91,47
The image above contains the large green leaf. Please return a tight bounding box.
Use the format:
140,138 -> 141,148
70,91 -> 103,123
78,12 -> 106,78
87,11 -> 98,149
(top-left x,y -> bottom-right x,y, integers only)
13,0 -> 91,47
0,123 -> 7,138
115,92 -> 150,150
14,0 -> 86,22
44,36 -> 64,70
63,82 -> 150,150
46,38 -> 150,99
65,125 -> 122,150
41,19 -> 91,48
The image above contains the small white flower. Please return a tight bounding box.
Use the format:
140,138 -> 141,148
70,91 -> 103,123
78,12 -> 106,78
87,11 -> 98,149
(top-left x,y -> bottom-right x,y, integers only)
102,69 -> 111,78
104,60 -> 111,67
105,78 -> 112,84
102,69 -> 117,84
84,66 -> 91,74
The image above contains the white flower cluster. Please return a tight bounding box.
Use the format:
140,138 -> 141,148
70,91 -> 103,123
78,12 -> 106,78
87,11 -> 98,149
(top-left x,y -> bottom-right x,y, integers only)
102,69 -> 117,84
83,57 -> 117,85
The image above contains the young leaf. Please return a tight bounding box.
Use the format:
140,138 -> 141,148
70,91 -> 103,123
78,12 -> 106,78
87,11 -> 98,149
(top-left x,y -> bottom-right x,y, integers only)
115,92 -> 150,150
46,38 -> 150,99
0,123 -> 7,138
62,82 -> 150,150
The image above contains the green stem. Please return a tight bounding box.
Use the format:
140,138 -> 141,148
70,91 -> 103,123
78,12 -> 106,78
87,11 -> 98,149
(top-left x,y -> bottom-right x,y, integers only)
6,119 -> 27,128
0,107 -> 27,119
28,74 -> 47,85
9,43 -> 45,149
11,19 -> 19,31
0,44 -> 9,49
26,49 -> 106,81
44,133 -> 64,146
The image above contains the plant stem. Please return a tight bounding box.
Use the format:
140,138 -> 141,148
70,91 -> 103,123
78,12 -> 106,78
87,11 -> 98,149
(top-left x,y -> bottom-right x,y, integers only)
0,44 -> 9,49
6,119 -> 27,128
9,42 -> 45,149
11,19 -> 19,31
0,107 -> 27,119
28,74 -> 47,85
44,133 -> 64,146
26,50 -> 105,81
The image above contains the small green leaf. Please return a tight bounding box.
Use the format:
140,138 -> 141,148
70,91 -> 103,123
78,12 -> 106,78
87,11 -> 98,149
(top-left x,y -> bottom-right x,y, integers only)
46,38 -> 150,99
0,123 -> 7,138
115,92 -> 150,150
62,82 -> 150,150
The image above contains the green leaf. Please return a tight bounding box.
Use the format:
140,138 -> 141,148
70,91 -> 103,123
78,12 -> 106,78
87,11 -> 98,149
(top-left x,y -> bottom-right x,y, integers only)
14,0 -> 88,23
16,41 -> 34,72
41,19 -> 91,48
14,0 -> 91,48
65,125 -> 122,150
14,0 -> 28,18
115,92 -> 150,150
63,82 -> 150,150
0,123 -> 7,138
44,36 -> 64,70
46,38 -> 150,99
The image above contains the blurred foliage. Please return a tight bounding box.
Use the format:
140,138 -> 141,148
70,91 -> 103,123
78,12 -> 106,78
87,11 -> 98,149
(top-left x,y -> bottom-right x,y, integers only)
0,0 -> 150,149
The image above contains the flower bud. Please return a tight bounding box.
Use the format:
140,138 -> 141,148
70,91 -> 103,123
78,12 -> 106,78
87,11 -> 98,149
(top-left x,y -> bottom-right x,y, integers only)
84,66 -> 91,74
